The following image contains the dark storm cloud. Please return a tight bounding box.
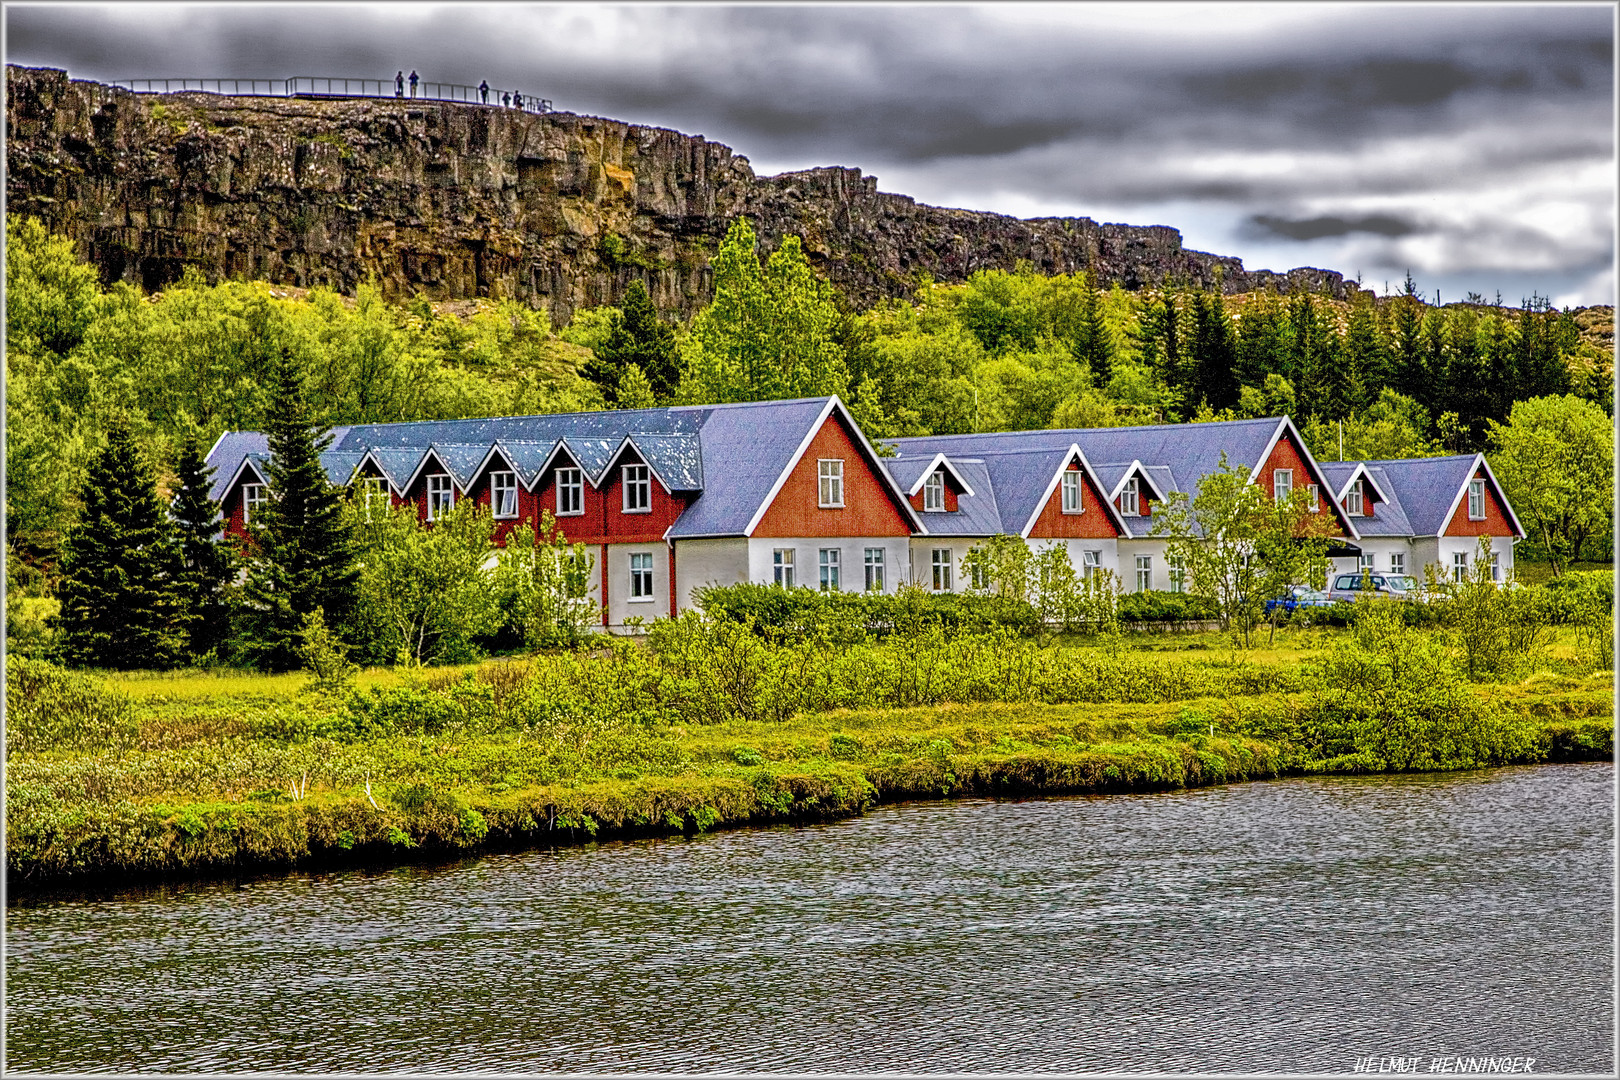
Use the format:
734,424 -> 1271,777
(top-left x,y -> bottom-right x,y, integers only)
4,3 -> 1613,303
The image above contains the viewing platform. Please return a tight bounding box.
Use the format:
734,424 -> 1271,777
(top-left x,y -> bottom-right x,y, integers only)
111,76 -> 553,113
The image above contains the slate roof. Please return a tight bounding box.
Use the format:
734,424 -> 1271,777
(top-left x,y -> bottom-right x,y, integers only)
1356,454 -> 1522,538
882,458 -> 1004,537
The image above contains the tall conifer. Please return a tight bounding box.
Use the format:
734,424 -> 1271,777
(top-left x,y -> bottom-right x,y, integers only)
1069,271 -> 1116,387
170,432 -> 235,658
238,355 -> 359,670
1189,288 -> 1240,412
56,422 -> 186,669
585,280 -> 679,404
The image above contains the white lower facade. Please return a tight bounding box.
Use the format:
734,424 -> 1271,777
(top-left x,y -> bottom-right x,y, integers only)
748,536 -> 912,596
1331,536 -> 1515,583
597,541 -> 672,628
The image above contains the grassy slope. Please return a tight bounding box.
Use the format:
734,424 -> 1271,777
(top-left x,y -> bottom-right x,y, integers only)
7,626 -> 1612,891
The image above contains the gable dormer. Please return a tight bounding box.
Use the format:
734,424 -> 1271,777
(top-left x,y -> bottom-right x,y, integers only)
904,454 -> 975,515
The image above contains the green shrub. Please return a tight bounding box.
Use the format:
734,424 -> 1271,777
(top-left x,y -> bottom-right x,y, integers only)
5,657 -> 139,755
1117,591 -> 1221,623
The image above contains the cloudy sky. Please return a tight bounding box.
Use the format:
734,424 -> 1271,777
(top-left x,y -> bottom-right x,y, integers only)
7,3 -> 1616,306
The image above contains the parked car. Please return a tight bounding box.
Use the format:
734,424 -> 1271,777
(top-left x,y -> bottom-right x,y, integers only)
1264,584 -> 1336,615
1326,572 -> 1423,603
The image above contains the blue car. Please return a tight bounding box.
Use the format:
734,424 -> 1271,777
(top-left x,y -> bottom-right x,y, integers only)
1264,585 -> 1336,615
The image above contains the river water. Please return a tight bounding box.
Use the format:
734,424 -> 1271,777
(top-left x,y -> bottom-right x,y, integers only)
6,764 -> 1613,1073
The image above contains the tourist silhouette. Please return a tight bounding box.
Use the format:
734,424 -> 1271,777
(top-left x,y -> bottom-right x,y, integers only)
479,80 -> 489,104
408,70 -> 418,97
395,71 -> 404,97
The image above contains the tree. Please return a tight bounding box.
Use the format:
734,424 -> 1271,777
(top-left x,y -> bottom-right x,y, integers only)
1301,389 -> 1437,462
1069,271 -> 1116,386
1188,288 -> 1240,414
1151,453 -> 1333,646
494,511 -> 600,648
1487,395 -> 1613,573
237,355 -> 360,670
678,218 -> 849,404
353,500 -> 498,664
169,431 -> 236,659
1342,292 -> 1387,414
1389,273 -> 1427,405
584,280 -> 679,403
55,422 -> 187,669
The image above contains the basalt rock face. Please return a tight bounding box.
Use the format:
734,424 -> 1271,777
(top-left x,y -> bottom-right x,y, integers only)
6,65 -> 1359,322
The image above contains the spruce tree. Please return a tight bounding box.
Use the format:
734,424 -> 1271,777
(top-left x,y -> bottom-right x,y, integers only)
584,280 -> 680,404
1235,289 -> 1285,389
239,355 -> 360,671
1189,288 -> 1240,413
1389,272 -> 1427,404
1342,293 -> 1387,414
1069,271 -> 1116,387
170,431 -> 236,659
56,422 -> 186,669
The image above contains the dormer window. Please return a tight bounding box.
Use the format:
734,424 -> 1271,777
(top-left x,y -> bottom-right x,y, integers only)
556,467 -> 583,516
361,476 -> 389,520
923,471 -> 945,512
1468,478 -> 1485,520
1345,484 -> 1364,517
622,463 -> 651,513
427,474 -> 455,520
1120,477 -> 1140,516
490,471 -> 518,519
243,483 -> 267,524
1061,470 -> 1083,514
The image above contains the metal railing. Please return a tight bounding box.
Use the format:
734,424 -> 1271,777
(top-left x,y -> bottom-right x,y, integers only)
111,76 -> 553,114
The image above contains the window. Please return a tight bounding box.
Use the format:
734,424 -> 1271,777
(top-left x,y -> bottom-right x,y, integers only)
1120,477 -> 1140,516
1468,478 -> 1486,521
622,464 -> 650,513
243,483 -> 267,524
1389,552 -> 1405,576
1307,484 -> 1321,512
1273,468 -> 1292,504
629,552 -> 654,600
1489,549 -> 1500,582
923,471 -> 945,512
1082,549 -> 1101,579
556,467 -> 583,516
773,548 -> 795,588
1345,484 -> 1364,517
360,476 -> 389,520
1168,554 -> 1186,593
1452,551 -> 1469,582
490,471 -> 518,519
818,459 -> 844,507
931,548 -> 953,592
427,474 -> 454,520
864,548 -> 885,592
969,554 -> 990,590
1135,554 -> 1152,593
1061,470 -> 1083,514
1359,553 -> 1376,573
819,548 -> 841,592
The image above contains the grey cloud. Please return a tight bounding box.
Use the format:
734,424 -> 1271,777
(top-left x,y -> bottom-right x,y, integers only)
1246,215 -> 1419,242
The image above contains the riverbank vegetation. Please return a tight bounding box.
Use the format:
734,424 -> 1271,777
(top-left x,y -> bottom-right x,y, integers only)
8,589 -> 1611,889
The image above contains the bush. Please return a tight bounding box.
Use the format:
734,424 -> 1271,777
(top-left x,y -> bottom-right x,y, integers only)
1117,590 -> 1221,624
5,657 -> 139,755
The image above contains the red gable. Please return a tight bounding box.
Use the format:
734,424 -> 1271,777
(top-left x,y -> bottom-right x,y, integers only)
753,412 -> 914,538
1445,466 -> 1516,538
1029,463 -> 1120,539
1259,428 -> 1346,537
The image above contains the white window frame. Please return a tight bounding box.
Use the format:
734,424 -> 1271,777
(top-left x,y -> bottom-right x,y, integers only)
490,470 -> 518,519
1307,484 -> 1320,513
818,459 -> 845,508
864,547 -> 885,592
1389,552 -> 1406,576
1489,549 -> 1500,582
628,551 -> 654,600
426,474 -> 455,521
931,548 -> 954,592
1168,554 -> 1186,594
819,548 -> 841,592
922,471 -> 946,513
556,467 -> 584,516
1273,468 -> 1292,504
1468,479 -> 1486,521
1345,485 -> 1364,517
243,483 -> 267,524
360,476 -> 389,520
1359,553 -> 1376,573
1135,554 -> 1152,593
1452,551 -> 1469,582
1082,549 -> 1101,579
622,463 -> 651,514
1120,477 -> 1140,516
773,548 -> 795,588
1061,470 -> 1083,514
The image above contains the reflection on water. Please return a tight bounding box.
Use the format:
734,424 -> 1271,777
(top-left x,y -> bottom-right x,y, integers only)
6,765 -> 1613,1073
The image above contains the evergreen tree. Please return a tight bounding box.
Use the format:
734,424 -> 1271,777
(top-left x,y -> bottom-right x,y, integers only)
238,355 -> 360,671
585,280 -> 679,403
1234,288 -> 1285,389
1342,292 -> 1387,414
170,431 -> 236,658
1287,293 -> 1338,419
56,422 -> 186,669
1514,296 -> 1572,402
1069,271 -> 1116,387
1389,272 -> 1427,404
1189,288 -> 1240,413
1137,290 -> 1187,418
1417,306 -> 1449,419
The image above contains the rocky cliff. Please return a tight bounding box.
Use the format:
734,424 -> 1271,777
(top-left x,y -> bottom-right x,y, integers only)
6,65 -> 1360,323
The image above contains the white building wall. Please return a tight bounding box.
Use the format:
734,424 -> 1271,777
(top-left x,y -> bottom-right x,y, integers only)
1331,539 -> 1416,578
1028,536 -> 1121,582
673,537 -> 750,613
907,538 -> 977,592
1116,538 -> 1175,593
750,536 -> 912,594
602,541 -> 670,629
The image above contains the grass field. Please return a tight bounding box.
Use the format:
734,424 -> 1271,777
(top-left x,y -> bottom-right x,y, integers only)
7,618 -> 1612,890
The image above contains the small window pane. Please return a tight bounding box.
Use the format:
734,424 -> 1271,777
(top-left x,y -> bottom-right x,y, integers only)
819,459 -> 844,507
1452,552 -> 1468,581
1390,553 -> 1406,575
931,549 -> 953,592
1120,478 -> 1139,516
243,483 -> 267,524
1273,469 -> 1292,504
557,467 -> 583,515
427,474 -> 454,520
1469,479 -> 1485,520
864,548 -> 885,592
1061,470 -> 1082,514
773,548 -> 795,588
623,464 -> 650,513
1135,554 -> 1152,593
923,472 -> 945,512
629,551 -> 654,598
819,548 -> 841,592
491,471 -> 518,518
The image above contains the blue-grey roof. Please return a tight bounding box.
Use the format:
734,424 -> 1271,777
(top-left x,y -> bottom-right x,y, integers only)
917,460 -> 1005,536
1318,461 -> 1358,498
205,432 -> 270,502
1357,455 -> 1482,538
885,443 -> 1079,537
367,448 -> 429,492
664,398 -> 841,538
320,452 -> 363,489
1353,464 -> 1415,538
427,444 -> 490,490
625,434 -> 705,492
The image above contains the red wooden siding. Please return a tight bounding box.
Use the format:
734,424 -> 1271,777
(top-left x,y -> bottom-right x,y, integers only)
753,414 -> 913,538
467,454 -> 537,545
1113,468 -> 1154,520
1444,468 -> 1516,537
1260,432 -> 1344,536
530,448 -> 689,545
1029,464 -> 1120,538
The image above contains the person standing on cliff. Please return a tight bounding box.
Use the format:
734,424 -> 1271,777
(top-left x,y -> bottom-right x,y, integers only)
512,90 -> 523,109
479,80 -> 489,104
408,71 -> 419,97
502,91 -> 511,107
395,71 -> 404,97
